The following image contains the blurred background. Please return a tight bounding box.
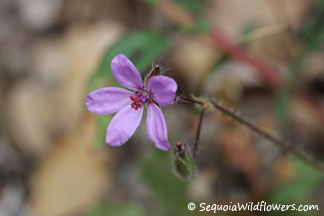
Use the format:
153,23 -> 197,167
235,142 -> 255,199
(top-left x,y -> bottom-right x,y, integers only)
0,0 -> 324,215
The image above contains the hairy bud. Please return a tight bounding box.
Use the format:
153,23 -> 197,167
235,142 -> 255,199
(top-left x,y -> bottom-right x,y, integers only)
173,142 -> 196,180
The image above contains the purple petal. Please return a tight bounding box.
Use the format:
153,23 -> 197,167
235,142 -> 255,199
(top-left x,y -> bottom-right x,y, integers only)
86,87 -> 133,114
147,75 -> 177,106
146,103 -> 170,151
111,54 -> 143,90
106,105 -> 143,146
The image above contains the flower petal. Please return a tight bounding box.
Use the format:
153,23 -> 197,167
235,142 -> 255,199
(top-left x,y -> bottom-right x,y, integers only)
111,54 -> 143,90
146,103 -> 170,151
147,75 -> 177,106
86,87 -> 133,114
106,105 -> 143,146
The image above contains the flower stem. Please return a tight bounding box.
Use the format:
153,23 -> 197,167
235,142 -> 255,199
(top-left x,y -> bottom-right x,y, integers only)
208,98 -> 324,174
193,108 -> 206,159
178,95 -> 324,173
177,95 -> 205,106
177,96 -> 208,159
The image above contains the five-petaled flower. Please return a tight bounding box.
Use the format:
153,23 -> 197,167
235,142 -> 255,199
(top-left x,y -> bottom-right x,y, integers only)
85,54 -> 177,150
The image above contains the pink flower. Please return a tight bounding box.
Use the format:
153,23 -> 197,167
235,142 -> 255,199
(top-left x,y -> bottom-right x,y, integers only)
85,54 -> 177,150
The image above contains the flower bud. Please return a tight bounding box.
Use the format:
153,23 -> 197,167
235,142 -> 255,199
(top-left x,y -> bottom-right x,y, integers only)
173,142 -> 196,180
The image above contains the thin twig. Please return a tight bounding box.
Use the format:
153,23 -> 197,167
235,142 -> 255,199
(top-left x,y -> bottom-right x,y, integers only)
193,108 -> 206,159
178,96 -> 207,159
209,98 -> 324,174
177,95 -> 205,106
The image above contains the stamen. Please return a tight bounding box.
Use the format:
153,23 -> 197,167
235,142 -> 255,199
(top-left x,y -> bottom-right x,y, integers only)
130,95 -> 143,110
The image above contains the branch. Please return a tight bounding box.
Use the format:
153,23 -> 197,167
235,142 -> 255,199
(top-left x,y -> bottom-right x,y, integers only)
208,98 -> 324,174
177,96 -> 208,159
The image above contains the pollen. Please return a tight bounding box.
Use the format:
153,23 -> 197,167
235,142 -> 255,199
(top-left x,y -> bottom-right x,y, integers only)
130,96 -> 143,110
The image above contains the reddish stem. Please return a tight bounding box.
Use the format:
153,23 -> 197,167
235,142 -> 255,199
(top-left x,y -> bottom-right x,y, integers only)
178,96 -> 207,159
209,98 -> 324,174
193,108 -> 206,159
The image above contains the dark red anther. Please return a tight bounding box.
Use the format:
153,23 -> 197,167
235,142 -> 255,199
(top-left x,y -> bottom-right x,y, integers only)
130,96 -> 143,110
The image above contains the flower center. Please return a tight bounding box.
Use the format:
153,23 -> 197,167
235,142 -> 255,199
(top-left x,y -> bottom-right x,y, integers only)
130,93 -> 149,110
